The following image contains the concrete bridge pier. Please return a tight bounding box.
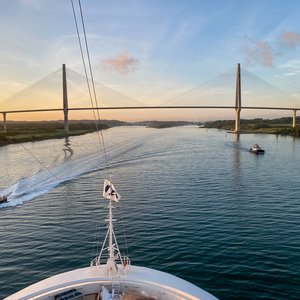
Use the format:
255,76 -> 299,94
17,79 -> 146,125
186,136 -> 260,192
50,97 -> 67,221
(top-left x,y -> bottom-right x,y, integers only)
62,64 -> 69,133
292,109 -> 297,128
234,63 -> 241,133
2,112 -> 7,133
234,109 -> 241,133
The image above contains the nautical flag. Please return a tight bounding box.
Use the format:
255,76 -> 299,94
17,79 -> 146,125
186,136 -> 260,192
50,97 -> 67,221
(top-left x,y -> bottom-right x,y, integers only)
103,179 -> 121,202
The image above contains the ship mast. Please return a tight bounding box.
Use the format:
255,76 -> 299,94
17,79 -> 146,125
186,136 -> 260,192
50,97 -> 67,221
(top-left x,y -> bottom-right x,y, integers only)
90,179 -> 128,277
104,180 -> 123,276
108,198 -> 114,261
105,197 -> 118,276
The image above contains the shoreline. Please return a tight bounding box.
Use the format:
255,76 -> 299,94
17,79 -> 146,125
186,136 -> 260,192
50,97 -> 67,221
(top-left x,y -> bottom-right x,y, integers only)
0,129 -> 99,147
0,120 -> 198,147
1,122 -> 299,147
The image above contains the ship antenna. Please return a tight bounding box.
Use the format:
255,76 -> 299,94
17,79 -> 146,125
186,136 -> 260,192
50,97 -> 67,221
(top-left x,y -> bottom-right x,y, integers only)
90,179 -> 128,277
103,182 -> 123,276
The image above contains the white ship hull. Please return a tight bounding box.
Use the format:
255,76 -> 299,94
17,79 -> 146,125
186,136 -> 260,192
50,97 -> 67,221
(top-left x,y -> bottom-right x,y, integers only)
6,265 -> 217,300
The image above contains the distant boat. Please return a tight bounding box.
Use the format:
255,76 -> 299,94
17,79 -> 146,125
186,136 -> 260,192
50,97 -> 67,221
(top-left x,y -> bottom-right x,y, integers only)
0,195 -> 8,204
249,144 -> 265,154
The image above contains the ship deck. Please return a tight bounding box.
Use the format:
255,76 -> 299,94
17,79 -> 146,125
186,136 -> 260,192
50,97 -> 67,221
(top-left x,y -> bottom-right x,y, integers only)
6,265 -> 218,300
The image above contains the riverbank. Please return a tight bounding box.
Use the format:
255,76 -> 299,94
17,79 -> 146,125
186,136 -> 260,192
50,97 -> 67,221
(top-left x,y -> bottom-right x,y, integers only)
204,117 -> 300,137
0,121 -> 107,146
0,120 -> 199,146
1,118 -> 298,147
0,129 -> 97,146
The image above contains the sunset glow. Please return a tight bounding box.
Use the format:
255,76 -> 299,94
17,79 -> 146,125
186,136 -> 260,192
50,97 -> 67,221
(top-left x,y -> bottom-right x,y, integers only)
1,0 -> 300,121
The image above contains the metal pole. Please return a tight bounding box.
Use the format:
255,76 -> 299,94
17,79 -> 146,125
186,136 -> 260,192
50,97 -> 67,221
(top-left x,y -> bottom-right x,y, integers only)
109,200 -> 114,260
62,64 -> 69,133
234,63 -> 241,133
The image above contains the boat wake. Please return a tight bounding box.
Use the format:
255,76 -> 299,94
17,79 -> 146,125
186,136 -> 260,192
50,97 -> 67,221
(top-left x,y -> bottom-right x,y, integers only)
225,141 -> 249,152
0,151 -> 105,208
0,129 -> 191,209
0,137 -> 172,209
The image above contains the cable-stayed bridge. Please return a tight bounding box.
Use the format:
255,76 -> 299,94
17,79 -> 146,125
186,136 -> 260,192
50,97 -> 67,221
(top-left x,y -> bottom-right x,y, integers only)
1,64 -> 299,133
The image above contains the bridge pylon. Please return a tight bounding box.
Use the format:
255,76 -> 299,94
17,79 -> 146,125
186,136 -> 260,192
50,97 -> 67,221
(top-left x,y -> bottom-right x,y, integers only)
234,63 -> 241,133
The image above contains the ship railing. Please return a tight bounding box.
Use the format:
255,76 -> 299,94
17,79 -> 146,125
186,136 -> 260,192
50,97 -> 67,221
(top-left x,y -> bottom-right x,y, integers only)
90,255 -> 131,271
90,256 -> 100,267
120,256 -> 131,270
90,254 -> 109,267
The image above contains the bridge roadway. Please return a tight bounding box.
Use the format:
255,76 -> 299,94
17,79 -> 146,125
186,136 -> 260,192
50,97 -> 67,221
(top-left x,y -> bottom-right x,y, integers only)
1,105 -> 299,114
1,105 -> 299,132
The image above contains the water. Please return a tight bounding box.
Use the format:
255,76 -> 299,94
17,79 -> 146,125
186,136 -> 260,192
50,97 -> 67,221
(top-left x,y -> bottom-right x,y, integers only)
0,126 -> 299,299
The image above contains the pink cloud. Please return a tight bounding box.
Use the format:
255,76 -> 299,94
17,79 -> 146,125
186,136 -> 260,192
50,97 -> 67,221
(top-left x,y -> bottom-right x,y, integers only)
279,31 -> 300,49
242,31 -> 300,67
243,41 -> 273,67
102,51 -> 139,75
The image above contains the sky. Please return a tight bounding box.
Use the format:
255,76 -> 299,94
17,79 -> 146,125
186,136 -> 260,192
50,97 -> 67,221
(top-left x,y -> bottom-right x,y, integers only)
1,0 -> 300,121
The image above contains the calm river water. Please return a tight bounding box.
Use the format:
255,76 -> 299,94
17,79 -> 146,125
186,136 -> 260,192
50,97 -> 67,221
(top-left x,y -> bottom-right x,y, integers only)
0,126 -> 299,299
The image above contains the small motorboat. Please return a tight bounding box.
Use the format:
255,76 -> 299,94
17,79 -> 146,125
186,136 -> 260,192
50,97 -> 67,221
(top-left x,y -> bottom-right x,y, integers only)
0,195 -> 8,204
249,144 -> 265,154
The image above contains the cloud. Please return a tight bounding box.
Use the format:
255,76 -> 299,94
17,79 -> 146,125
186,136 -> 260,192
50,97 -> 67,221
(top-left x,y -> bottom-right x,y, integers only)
102,51 -> 139,75
279,31 -> 300,49
243,41 -> 273,67
242,31 -> 300,68
277,59 -> 300,77
19,0 -> 42,9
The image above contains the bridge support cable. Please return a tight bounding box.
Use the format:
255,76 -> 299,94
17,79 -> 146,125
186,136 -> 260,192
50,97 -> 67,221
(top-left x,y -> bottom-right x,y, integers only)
234,63 -> 241,133
71,0 -> 111,180
62,64 -> 69,133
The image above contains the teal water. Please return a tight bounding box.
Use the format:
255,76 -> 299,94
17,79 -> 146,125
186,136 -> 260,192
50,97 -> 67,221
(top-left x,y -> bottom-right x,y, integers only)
0,126 -> 299,299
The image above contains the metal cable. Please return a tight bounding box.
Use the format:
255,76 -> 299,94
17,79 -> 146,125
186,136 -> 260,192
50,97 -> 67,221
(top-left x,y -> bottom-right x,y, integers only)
76,0 -> 111,180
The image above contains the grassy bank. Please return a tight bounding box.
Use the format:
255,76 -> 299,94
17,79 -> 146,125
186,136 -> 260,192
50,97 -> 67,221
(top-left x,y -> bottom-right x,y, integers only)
2,117 -> 297,147
0,120 -> 198,146
204,117 -> 300,137
143,120 -> 197,129
0,121 -> 108,146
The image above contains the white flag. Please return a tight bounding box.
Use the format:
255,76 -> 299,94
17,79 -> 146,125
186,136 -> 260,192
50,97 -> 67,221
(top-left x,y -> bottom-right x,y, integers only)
103,179 -> 121,202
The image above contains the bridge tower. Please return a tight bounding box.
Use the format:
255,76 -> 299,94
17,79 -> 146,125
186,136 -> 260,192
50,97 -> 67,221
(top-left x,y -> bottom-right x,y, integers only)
2,112 -> 7,133
234,63 -> 241,133
62,64 -> 69,133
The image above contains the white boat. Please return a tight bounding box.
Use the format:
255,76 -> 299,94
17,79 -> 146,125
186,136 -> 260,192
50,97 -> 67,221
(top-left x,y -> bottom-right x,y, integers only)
0,194 -> 10,204
6,179 -> 217,300
0,195 -> 8,204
